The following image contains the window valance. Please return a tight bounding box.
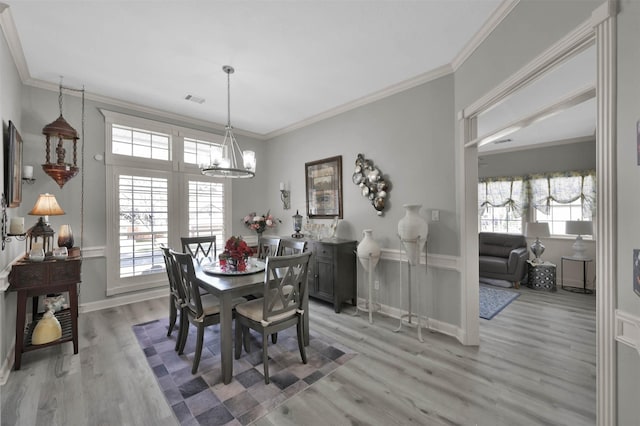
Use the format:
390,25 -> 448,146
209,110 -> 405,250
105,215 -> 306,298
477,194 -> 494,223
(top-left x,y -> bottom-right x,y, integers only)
478,176 -> 527,218
529,170 -> 595,218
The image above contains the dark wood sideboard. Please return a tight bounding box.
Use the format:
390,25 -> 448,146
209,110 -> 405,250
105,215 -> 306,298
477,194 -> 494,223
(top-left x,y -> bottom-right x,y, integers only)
284,237 -> 357,313
8,257 -> 82,370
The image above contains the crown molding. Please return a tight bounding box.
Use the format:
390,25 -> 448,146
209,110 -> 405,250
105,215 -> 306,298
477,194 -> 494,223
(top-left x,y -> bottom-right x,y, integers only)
451,0 -> 521,71
24,77 -> 265,140
0,5 -> 29,82
264,64 -> 453,139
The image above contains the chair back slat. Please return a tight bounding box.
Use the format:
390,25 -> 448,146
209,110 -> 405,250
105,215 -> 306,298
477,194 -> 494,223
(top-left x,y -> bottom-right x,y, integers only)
181,236 -> 217,264
171,250 -> 205,319
257,236 -> 281,260
160,245 -> 182,299
278,239 -> 307,256
263,252 -> 311,322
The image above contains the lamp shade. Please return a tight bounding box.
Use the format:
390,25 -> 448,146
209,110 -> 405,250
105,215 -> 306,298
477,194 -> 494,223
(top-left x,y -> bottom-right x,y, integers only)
29,193 -> 65,216
525,222 -> 550,238
565,220 -> 593,236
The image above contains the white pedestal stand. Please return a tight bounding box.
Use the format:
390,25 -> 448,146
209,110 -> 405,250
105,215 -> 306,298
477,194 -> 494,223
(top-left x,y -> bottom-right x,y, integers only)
394,236 -> 427,342
353,253 -> 379,324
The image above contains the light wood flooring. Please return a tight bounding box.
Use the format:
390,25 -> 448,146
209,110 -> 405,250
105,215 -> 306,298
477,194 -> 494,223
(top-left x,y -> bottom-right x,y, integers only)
1,286 -> 596,425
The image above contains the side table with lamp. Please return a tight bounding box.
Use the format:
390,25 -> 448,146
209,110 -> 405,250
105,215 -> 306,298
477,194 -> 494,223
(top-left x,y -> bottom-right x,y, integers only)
562,220 -> 594,294
525,222 -> 557,291
7,193 -> 82,369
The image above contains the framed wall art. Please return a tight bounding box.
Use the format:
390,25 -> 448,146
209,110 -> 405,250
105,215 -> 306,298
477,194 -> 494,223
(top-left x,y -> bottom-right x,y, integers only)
305,155 -> 343,218
4,120 -> 23,207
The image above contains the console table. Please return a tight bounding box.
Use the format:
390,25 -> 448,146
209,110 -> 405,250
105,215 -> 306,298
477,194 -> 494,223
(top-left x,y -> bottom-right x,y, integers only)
283,237 -> 356,313
560,256 -> 593,294
8,257 -> 82,370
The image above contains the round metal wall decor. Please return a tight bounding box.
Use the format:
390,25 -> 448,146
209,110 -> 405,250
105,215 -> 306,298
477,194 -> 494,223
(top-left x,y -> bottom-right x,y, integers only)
352,153 -> 390,216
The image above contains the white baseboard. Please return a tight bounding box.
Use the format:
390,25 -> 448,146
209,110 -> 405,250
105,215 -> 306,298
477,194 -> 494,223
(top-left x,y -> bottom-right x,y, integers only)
80,288 -> 167,313
615,309 -> 640,357
356,297 -> 462,341
0,339 -> 15,385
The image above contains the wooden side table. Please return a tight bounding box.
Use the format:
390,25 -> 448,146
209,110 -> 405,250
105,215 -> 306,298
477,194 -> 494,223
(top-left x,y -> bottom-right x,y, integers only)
527,260 -> 557,291
8,257 -> 82,370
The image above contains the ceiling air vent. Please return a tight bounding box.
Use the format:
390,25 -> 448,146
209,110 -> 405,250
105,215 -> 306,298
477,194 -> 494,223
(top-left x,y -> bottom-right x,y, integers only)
185,94 -> 205,104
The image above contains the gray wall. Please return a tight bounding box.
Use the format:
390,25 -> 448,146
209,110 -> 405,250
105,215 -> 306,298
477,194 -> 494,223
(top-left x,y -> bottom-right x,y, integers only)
616,0 -> 640,423
266,74 -> 458,323
479,139 -> 596,179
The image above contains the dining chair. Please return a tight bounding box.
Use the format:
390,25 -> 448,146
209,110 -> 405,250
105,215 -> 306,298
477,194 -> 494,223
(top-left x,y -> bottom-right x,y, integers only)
256,236 -> 281,260
278,239 -> 307,255
234,251 -> 312,384
181,235 -> 217,264
171,250 -> 246,374
160,245 -> 182,345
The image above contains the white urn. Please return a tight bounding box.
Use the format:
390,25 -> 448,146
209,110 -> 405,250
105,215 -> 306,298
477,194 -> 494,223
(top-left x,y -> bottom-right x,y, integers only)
357,229 -> 381,271
397,204 -> 428,266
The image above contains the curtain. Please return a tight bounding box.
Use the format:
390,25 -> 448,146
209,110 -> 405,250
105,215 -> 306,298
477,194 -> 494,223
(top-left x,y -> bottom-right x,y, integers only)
478,177 -> 527,218
529,170 -> 596,218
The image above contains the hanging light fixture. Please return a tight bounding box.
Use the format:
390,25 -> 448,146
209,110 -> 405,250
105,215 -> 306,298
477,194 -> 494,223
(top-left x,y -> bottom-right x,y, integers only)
42,79 -> 84,188
201,65 -> 256,179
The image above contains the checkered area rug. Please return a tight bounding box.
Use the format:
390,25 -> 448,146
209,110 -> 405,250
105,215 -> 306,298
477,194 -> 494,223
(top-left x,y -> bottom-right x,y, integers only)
133,318 -> 356,426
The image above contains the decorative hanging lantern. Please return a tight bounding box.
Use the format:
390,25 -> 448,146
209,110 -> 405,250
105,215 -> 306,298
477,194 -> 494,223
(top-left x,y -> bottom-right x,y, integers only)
42,81 -> 82,188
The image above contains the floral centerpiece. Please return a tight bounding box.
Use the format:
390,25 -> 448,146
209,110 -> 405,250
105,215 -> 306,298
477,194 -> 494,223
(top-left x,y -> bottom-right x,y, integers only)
242,211 -> 281,235
219,236 -> 253,272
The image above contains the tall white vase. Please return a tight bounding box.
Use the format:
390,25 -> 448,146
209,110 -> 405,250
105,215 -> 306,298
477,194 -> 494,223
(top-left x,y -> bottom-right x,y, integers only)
398,204 -> 428,266
357,229 -> 381,271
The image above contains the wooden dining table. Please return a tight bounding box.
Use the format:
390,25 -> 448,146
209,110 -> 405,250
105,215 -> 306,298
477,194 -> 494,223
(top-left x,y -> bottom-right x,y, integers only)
193,261 -> 309,384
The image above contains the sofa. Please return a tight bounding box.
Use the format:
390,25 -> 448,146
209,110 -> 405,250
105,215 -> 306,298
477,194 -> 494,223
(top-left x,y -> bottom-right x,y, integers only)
479,232 -> 529,287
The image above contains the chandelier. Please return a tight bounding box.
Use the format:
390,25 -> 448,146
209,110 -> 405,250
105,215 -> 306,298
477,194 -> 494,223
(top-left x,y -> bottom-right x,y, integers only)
201,65 -> 256,179
42,80 -> 84,188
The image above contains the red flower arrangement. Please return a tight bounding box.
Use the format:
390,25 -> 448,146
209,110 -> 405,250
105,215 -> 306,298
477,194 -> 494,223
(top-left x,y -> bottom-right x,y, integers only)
220,236 -> 253,271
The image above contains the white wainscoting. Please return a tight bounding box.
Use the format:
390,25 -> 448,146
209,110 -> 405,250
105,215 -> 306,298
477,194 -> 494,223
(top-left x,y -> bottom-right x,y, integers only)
615,309 -> 640,358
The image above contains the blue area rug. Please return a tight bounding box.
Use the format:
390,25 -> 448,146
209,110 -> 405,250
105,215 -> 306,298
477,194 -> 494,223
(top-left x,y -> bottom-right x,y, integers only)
479,285 -> 520,320
133,318 -> 356,426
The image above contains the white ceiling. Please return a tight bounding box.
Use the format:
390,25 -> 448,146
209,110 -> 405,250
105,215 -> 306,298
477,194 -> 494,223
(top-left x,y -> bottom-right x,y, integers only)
5,0 -> 504,137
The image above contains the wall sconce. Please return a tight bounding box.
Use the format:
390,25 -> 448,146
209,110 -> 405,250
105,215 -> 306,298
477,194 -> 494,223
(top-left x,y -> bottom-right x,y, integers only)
280,182 -> 290,210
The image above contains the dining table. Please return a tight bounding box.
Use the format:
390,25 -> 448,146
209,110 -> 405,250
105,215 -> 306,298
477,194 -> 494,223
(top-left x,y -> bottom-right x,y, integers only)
193,259 -> 310,384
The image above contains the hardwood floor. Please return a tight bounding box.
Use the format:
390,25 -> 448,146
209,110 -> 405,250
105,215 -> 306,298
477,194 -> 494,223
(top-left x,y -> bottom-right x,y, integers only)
1,286 -> 595,426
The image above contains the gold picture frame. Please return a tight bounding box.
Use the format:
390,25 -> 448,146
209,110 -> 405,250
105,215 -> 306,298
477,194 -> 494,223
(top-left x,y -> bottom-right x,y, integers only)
305,155 -> 343,218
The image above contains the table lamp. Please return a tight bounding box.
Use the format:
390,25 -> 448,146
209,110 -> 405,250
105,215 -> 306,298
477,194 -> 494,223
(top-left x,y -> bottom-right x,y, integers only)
27,193 -> 65,255
525,222 -> 550,263
565,220 -> 593,259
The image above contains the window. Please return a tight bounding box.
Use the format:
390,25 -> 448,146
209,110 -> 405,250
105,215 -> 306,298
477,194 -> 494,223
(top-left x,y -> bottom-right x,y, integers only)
184,137 -> 222,166
118,174 -> 168,278
103,110 -> 231,295
186,178 -> 225,243
530,171 -> 595,235
478,178 -> 526,234
112,124 -> 170,161
478,170 -> 595,236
